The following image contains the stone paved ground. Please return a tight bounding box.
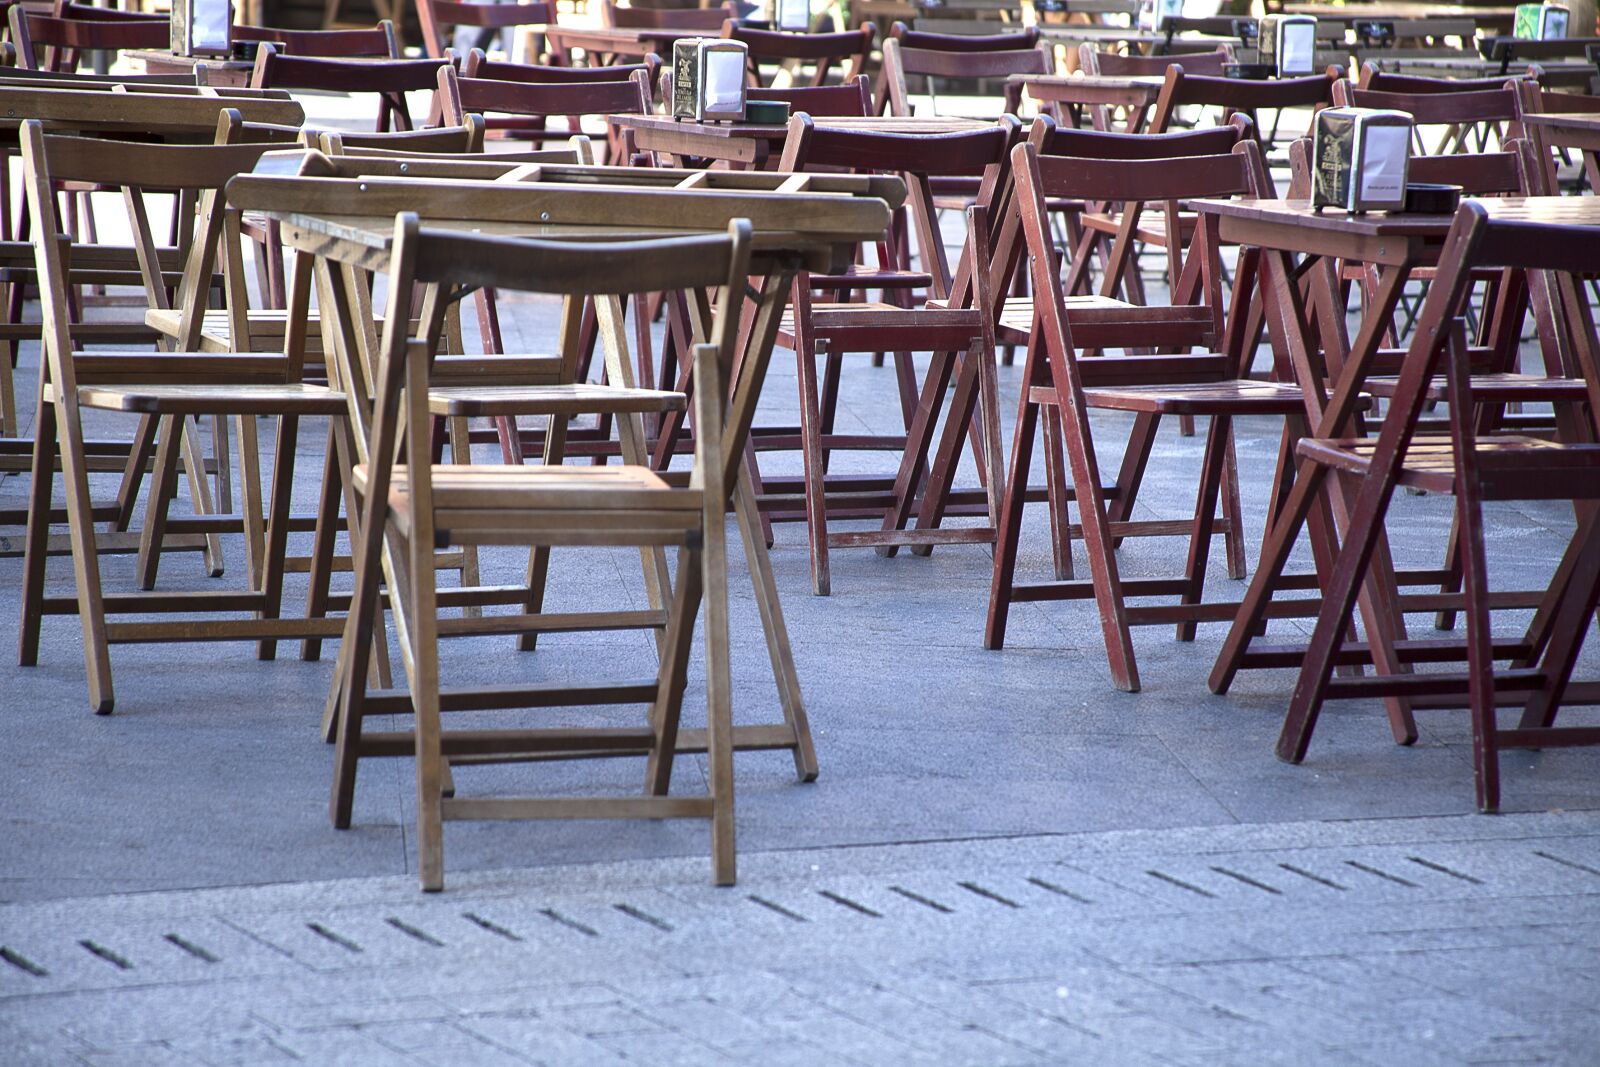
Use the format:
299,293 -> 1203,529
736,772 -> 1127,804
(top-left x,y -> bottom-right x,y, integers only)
2,90 -> 1599,1064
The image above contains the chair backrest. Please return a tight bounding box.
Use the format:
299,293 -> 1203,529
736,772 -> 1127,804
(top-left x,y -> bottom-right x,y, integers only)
321,119 -> 489,154
749,75 -> 873,117
721,21 -> 875,87
1150,65 -> 1339,137
415,0 -> 556,59
881,33 -> 1051,117
9,7 -> 167,72
0,83 -> 305,137
779,113 -> 1017,299
372,215 -> 754,519
463,47 -> 659,88
1512,80 -> 1600,194
1079,45 -> 1231,78
231,21 -> 399,57
437,63 -> 651,160
889,21 -> 1038,52
19,115 -> 284,368
249,46 -> 450,131
1334,78 -> 1524,146
603,1 -> 733,30
1008,131 -> 1269,364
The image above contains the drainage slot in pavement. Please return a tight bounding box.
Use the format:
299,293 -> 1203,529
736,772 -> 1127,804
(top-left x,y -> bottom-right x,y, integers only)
888,886 -> 954,914
1210,867 -> 1282,895
1278,863 -> 1346,891
748,895 -> 808,923
307,923 -> 363,953
613,904 -> 673,932
1027,876 -> 1092,904
1147,870 -> 1216,898
1344,860 -> 1417,888
1533,850 -> 1600,878
163,934 -> 219,963
957,882 -> 1021,909
463,912 -> 522,942
386,918 -> 444,947
818,890 -> 881,918
1407,856 -> 1483,885
540,908 -> 599,937
78,940 -> 132,970
0,947 -> 48,978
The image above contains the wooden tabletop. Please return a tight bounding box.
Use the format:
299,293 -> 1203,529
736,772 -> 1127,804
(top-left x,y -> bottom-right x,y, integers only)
128,49 -> 257,89
1009,73 -> 1167,102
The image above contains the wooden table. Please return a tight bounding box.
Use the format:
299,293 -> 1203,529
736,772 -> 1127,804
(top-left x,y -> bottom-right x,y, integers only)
129,50 -> 257,89
1008,73 -> 1166,132
615,114 -> 994,168
1523,110 -> 1600,151
1194,196 -> 1587,741
1283,2 -> 1519,34
227,155 -> 900,782
545,24 -> 717,65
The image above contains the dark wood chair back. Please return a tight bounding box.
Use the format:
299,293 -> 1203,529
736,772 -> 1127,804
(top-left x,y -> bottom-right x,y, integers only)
1078,45 -> 1231,78
9,7 -> 167,72
249,46 -> 450,131
721,21 -> 875,87
437,63 -> 651,160
749,75 -> 873,117
416,0 -> 555,58
1150,66 -> 1339,138
881,32 -> 1051,116
231,21 -> 399,57
603,1 -> 734,30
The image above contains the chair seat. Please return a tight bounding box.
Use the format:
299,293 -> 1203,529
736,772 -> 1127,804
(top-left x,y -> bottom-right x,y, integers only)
146,308 -> 326,355
427,383 -> 687,417
354,463 -> 703,544
65,381 -> 346,416
778,302 -> 985,351
808,266 -> 934,291
1363,372 -> 1592,403
1297,434 -> 1600,500
980,295 -> 1216,349
1082,209 -> 1198,246
1084,379 -> 1305,415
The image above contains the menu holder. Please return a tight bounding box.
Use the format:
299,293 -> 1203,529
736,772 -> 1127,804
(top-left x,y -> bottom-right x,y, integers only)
1138,0 -> 1185,35
1513,3 -> 1570,39
171,0 -> 232,58
672,39 -> 749,122
775,0 -> 811,32
1311,106 -> 1413,214
1259,14 -> 1318,77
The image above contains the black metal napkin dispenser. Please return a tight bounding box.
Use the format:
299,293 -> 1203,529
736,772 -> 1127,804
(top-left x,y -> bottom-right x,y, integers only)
172,0 -> 232,58
1311,106 -> 1414,214
672,39 -> 750,122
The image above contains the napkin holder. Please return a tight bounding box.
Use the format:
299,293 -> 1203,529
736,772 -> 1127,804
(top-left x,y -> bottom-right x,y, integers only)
1514,3 -> 1569,39
1354,19 -> 1395,48
1137,0 -> 1185,35
1311,107 -> 1414,214
1259,14 -> 1318,77
1232,17 -> 1259,46
172,0 -> 232,58
672,39 -> 749,122
774,0 -> 811,32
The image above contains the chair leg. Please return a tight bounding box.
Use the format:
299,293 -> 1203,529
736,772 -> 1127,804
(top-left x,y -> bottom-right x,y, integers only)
796,340 -> 831,595
410,551 -> 447,893
54,394 -> 116,714
135,415 -> 184,591
178,416 -> 225,577
114,414 -> 160,533
302,422 -> 344,663
985,342 -> 1043,651
703,520 -> 735,886
256,414 -> 299,662
1175,414 -> 1230,643
447,416 -> 483,620
237,414 -> 265,590
1041,406 -> 1074,581
18,394 -> 57,669
645,545 -> 702,795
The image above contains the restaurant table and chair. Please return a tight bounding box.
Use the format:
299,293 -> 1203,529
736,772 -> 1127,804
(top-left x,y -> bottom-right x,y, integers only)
8,3 -> 1600,892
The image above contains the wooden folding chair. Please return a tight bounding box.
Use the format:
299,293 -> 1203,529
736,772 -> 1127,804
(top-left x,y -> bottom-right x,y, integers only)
416,0 -> 555,60
331,216 -> 752,891
722,20 -> 876,88
880,27 -> 1052,119
987,131 -> 1304,691
16,120 -> 346,714
1241,200 -> 1600,812
749,115 -> 1013,594
249,47 -> 449,134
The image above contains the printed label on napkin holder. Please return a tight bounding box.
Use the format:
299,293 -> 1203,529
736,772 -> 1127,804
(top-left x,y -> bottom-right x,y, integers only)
1260,14 -> 1318,76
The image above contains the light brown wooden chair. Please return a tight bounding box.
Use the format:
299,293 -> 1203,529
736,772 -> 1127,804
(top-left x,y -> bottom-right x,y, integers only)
331,214 -> 752,892
16,119 -> 346,714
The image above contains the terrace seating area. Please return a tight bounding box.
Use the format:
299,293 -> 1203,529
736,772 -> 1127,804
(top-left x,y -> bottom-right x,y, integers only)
3,1 -> 1600,1060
